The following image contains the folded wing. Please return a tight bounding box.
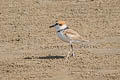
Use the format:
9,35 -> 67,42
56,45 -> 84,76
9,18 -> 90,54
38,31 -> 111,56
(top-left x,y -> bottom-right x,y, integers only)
63,29 -> 89,42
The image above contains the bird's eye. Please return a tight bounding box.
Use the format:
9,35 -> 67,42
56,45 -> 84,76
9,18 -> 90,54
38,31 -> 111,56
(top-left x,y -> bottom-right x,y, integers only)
56,23 -> 59,25
59,24 -> 62,26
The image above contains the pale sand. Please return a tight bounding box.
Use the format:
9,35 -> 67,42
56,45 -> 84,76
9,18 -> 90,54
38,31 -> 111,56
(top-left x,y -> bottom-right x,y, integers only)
0,0 -> 120,80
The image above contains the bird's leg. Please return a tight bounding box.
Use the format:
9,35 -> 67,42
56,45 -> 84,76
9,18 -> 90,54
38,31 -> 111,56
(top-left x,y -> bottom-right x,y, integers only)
66,42 -> 75,59
71,44 -> 75,57
66,51 -> 70,59
66,42 -> 72,59
66,45 -> 71,59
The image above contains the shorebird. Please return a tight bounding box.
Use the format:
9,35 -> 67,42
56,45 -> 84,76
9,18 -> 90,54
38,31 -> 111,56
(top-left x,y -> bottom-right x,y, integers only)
49,20 -> 89,59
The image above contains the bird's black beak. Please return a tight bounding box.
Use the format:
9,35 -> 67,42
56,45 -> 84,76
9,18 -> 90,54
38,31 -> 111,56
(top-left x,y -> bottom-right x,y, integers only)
49,23 -> 57,28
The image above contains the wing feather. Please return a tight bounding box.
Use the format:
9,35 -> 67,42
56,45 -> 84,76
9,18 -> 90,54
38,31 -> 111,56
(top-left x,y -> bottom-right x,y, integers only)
63,29 -> 89,42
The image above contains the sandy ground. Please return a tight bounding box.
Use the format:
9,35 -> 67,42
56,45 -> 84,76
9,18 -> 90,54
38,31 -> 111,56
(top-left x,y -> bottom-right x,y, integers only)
0,0 -> 120,80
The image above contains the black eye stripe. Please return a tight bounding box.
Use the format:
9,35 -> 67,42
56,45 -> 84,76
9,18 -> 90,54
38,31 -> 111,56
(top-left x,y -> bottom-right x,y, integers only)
55,23 -> 58,25
55,23 -> 62,26
59,24 -> 62,26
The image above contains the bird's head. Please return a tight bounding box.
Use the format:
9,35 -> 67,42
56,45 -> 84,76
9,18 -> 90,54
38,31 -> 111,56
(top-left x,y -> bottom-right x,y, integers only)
49,20 -> 67,30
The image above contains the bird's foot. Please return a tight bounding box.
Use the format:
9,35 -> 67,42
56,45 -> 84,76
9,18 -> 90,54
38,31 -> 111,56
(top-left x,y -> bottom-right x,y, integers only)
71,52 -> 75,57
66,52 -> 75,60
66,51 -> 71,60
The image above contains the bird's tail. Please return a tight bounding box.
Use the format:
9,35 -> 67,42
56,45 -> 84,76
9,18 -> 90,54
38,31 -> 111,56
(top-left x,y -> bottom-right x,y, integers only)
82,39 -> 89,42
72,39 -> 89,43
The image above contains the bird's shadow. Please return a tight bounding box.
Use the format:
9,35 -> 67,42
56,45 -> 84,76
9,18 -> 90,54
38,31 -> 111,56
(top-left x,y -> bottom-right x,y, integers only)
39,56 -> 65,59
24,55 -> 65,60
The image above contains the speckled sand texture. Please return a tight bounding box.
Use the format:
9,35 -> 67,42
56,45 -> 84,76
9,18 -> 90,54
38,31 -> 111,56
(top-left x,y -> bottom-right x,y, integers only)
0,0 -> 120,80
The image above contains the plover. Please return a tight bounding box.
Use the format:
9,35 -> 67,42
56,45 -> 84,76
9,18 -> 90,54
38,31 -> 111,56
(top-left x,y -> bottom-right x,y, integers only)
49,20 -> 89,59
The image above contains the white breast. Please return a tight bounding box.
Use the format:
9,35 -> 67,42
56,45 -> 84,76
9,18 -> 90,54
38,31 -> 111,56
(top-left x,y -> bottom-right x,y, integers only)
57,31 -> 70,43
